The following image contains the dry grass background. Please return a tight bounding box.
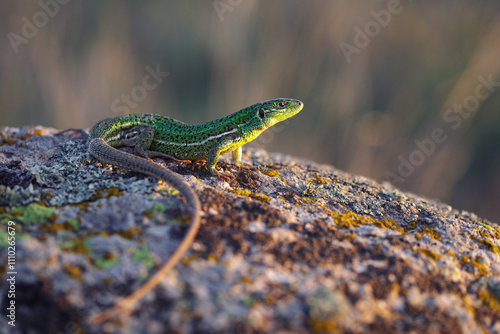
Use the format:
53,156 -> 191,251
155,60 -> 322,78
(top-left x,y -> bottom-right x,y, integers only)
1,1 -> 499,222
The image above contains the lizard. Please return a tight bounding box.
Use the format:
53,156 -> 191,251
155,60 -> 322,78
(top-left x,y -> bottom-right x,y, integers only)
87,98 -> 303,324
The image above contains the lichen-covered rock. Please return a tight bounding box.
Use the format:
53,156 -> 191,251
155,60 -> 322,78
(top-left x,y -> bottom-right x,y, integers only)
0,126 -> 499,334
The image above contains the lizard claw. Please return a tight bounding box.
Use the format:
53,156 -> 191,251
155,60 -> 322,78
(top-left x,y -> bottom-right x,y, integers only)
214,172 -> 235,181
237,163 -> 257,171
210,167 -> 236,181
221,173 -> 236,181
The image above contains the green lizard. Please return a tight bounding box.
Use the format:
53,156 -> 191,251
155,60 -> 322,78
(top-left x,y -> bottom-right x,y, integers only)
87,98 -> 303,324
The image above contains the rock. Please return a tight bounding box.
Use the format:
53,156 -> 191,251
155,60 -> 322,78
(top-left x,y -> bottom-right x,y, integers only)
0,125 -> 499,333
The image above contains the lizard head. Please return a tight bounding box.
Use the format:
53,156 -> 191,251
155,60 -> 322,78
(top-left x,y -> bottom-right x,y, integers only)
255,98 -> 303,129
235,98 -> 303,143
244,99 -> 304,132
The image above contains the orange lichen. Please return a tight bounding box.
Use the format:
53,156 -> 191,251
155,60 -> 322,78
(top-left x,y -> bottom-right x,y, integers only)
470,236 -> 500,256
416,248 -> 441,261
261,169 -> 280,177
422,228 -> 441,241
331,210 -> 402,233
228,188 -> 270,203
90,188 -> 124,201
309,173 -> 327,185
62,264 -> 83,282
460,254 -> 489,276
477,288 -> 500,312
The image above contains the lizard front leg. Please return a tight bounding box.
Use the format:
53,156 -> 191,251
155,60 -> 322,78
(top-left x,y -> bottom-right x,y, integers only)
207,137 -> 237,181
232,146 -> 256,171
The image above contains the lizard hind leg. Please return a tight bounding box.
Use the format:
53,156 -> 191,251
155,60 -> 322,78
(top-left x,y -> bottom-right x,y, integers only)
132,125 -> 190,163
132,125 -> 155,160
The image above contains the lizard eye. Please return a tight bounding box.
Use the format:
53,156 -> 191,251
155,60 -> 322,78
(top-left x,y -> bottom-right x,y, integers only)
278,102 -> 285,108
258,108 -> 265,118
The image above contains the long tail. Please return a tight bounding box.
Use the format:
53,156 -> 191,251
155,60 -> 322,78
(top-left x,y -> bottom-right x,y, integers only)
88,138 -> 202,324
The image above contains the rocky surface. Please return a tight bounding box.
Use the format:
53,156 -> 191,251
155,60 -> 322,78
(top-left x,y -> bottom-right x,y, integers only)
0,125 -> 499,334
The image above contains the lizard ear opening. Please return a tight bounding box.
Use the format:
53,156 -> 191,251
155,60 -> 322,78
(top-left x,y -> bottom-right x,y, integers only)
258,108 -> 265,119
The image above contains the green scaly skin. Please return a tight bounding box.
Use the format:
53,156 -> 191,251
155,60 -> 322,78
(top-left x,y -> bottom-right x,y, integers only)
87,98 -> 303,324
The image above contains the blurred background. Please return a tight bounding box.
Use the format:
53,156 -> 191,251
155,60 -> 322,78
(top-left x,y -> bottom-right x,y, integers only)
1,1 -> 499,223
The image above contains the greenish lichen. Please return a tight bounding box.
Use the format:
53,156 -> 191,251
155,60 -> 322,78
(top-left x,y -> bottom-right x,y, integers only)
94,253 -> 119,270
0,229 -> 29,247
67,218 -> 80,230
132,244 -> 155,270
142,202 -> 170,219
56,233 -> 133,270
10,203 -> 56,224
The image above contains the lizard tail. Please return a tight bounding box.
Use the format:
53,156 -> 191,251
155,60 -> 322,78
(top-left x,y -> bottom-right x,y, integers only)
88,137 -> 202,325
